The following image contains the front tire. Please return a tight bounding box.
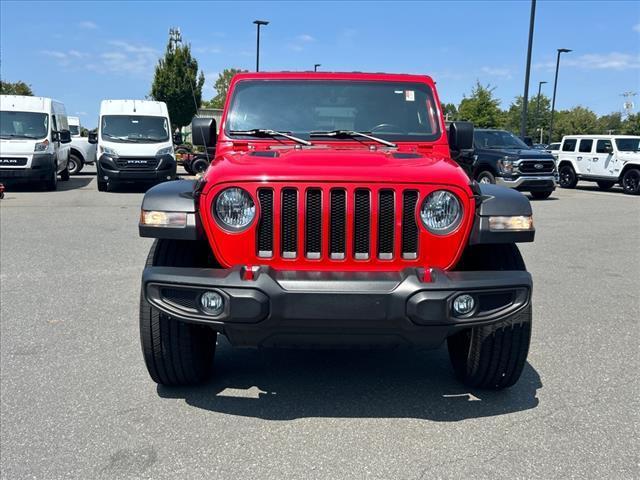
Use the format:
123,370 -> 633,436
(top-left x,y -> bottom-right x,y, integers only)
68,154 -> 83,175
621,168 -> 640,195
140,240 -> 217,386
448,244 -> 531,389
476,170 -> 496,184
558,164 -> 578,188
530,190 -> 553,200
44,167 -> 58,191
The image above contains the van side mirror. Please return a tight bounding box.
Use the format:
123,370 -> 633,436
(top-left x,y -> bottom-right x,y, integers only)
59,129 -> 72,144
191,117 -> 217,149
88,131 -> 98,144
449,121 -> 474,152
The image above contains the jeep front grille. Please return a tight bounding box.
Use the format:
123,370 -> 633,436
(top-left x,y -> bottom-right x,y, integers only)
256,186 -> 420,262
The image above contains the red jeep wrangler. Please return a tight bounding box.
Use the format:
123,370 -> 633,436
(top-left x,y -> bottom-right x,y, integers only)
138,72 -> 535,389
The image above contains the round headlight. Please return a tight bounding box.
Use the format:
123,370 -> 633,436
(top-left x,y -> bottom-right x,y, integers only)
214,187 -> 255,230
420,190 -> 462,234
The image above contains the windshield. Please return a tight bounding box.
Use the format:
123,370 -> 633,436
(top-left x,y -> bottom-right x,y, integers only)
69,125 -> 80,136
226,80 -> 441,142
101,115 -> 169,143
474,130 -> 528,149
615,138 -> 640,152
0,111 -> 49,139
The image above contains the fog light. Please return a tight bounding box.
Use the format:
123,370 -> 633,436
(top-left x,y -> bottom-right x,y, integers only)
199,291 -> 224,316
453,294 -> 475,316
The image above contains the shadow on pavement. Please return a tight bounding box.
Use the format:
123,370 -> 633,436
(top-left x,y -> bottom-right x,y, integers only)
575,184 -> 624,194
4,176 -> 93,192
158,338 -> 542,421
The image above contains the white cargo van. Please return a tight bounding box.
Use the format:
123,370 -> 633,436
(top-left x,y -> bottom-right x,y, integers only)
0,95 -> 72,190
67,115 -> 96,174
556,135 -> 640,195
89,100 -> 176,191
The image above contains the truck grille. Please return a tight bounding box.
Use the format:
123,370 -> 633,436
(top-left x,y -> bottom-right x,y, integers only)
518,159 -> 555,174
256,186 -> 420,262
114,157 -> 159,170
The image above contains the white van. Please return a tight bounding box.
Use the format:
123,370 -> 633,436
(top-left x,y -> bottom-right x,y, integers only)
89,100 -> 176,191
0,95 -> 72,190
556,135 -> 640,195
67,116 -> 96,174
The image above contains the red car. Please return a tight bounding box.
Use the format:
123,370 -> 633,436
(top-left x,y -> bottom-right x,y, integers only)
138,72 -> 536,389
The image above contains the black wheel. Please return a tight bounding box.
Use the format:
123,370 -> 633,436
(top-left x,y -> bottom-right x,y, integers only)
68,154 -> 83,175
140,239 -> 217,386
97,179 -> 108,192
558,164 -> 578,188
191,156 -> 209,174
182,162 -> 193,175
596,181 -> 615,191
476,170 -> 496,185
621,168 -> 640,195
448,244 -> 531,389
530,190 -> 553,200
44,166 -> 58,191
60,164 -> 70,181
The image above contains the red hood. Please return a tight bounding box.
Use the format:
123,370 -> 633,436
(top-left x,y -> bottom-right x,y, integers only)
204,147 -> 471,192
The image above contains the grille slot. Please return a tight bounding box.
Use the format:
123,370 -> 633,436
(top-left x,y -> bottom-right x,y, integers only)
281,188 -> 298,258
353,189 -> 370,259
378,190 -> 395,259
330,190 -> 346,259
257,189 -> 273,257
402,191 -> 419,259
305,189 -> 322,258
115,157 -> 159,170
518,160 -> 555,174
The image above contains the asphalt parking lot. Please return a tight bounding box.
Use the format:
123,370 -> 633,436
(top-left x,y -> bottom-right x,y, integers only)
1,167 -> 638,480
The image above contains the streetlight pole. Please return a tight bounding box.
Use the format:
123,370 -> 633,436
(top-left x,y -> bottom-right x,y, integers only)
253,20 -> 269,72
314,63 -> 321,72
535,80 -> 547,134
549,48 -> 572,143
520,0 -> 536,139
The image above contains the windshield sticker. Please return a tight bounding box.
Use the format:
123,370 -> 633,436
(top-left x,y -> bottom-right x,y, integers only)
405,90 -> 415,102
394,90 -> 403,94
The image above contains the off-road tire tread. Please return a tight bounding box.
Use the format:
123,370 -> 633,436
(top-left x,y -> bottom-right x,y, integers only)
140,239 -> 216,386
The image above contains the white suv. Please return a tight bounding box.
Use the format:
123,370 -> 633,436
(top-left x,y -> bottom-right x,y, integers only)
556,135 -> 640,195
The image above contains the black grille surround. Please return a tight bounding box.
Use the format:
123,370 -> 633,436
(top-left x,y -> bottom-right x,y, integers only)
254,185 -> 430,263
114,157 -> 160,170
518,159 -> 556,174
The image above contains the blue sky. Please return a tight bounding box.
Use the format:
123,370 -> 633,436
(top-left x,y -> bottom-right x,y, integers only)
1,1 -> 639,128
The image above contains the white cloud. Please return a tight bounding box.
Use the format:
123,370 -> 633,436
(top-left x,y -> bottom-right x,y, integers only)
297,34 -> 315,42
94,40 -> 159,76
78,20 -> 98,29
287,43 -> 305,52
41,50 -> 68,59
633,23 -> 640,33
535,52 -> 640,71
481,66 -> 512,79
194,46 -> 222,54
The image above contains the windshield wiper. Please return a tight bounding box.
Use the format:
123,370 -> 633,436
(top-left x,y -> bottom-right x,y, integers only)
103,133 -> 138,143
229,129 -> 311,146
0,133 -> 39,139
309,130 -> 397,148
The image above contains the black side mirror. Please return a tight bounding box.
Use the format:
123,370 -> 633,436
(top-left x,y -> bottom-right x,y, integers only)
59,129 -> 72,144
88,131 -> 98,144
191,117 -> 217,149
449,121 -> 474,152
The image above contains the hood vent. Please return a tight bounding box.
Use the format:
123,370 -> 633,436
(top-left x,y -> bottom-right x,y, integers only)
392,152 -> 421,159
250,151 -> 280,158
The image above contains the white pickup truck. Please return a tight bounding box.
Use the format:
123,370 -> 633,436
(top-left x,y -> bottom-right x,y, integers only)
67,116 -> 96,174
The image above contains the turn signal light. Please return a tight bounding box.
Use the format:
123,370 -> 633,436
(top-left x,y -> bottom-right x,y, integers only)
488,215 -> 533,231
140,210 -> 187,227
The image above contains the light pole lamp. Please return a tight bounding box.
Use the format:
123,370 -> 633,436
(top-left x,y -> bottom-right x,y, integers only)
253,20 -> 269,72
548,48 -> 572,143
535,80 -> 547,134
314,63 -> 321,72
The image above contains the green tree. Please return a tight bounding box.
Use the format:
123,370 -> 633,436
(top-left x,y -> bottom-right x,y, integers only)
457,81 -> 502,128
150,37 -> 205,129
441,103 -> 458,121
596,112 -> 623,134
0,80 -> 33,96
502,94 -> 551,139
621,113 -> 640,135
203,68 -> 247,109
552,106 -> 599,142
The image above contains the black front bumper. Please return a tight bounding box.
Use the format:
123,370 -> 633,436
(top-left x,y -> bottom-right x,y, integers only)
0,154 -> 55,183
98,154 -> 176,183
142,266 -> 532,348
